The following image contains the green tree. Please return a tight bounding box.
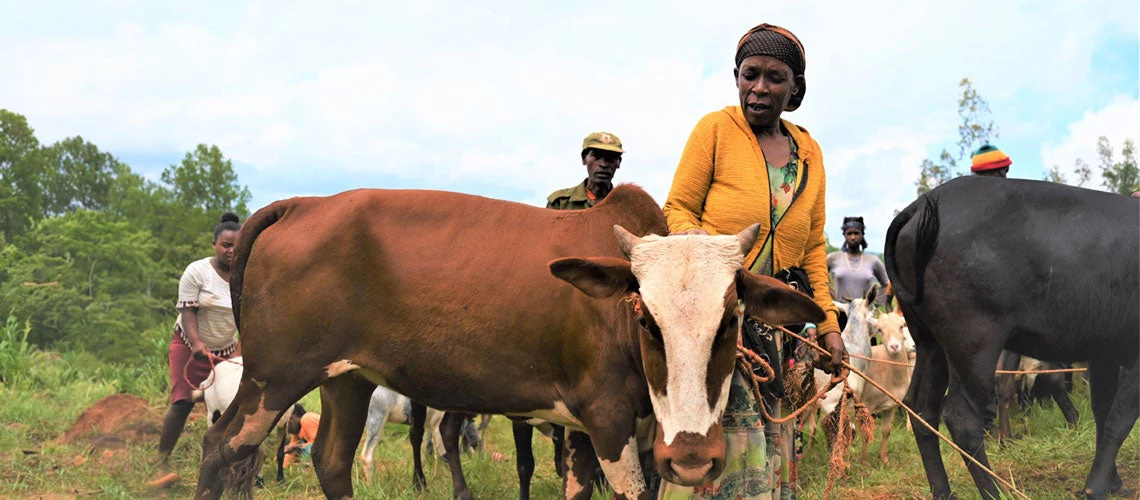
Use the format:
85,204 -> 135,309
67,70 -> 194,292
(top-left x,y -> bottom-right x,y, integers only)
916,78 -> 999,195
1097,137 -> 1138,195
0,110 -> 43,242
0,210 -> 167,361
37,136 -> 124,216
1073,158 -> 1093,187
153,144 -> 251,273
1044,165 -> 1066,183
161,144 -> 251,215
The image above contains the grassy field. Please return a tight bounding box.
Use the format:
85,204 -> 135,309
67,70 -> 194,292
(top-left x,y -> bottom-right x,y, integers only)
1,340 -> 1138,499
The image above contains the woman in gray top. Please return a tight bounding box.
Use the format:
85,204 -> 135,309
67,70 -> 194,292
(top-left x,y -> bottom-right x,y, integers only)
827,216 -> 889,304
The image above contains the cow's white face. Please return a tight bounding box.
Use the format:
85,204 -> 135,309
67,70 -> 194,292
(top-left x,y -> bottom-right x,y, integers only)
627,233 -> 742,446
548,223 -> 825,486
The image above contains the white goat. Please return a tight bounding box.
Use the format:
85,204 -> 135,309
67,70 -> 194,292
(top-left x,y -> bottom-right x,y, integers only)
814,294 -> 877,416
804,290 -> 878,447
359,386 -> 445,483
857,309 -> 914,463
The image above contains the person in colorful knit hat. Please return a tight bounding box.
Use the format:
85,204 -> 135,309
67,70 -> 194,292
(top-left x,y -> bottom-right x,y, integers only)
971,144 -> 1012,178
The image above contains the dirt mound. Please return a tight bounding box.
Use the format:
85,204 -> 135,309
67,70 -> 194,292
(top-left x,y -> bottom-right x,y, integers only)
58,394 -> 163,448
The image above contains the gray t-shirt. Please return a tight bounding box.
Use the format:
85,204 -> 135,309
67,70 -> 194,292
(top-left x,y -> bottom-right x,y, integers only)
827,251 -> 889,304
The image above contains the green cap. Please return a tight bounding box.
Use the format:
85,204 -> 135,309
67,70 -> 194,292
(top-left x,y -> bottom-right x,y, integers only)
582,131 -> 624,154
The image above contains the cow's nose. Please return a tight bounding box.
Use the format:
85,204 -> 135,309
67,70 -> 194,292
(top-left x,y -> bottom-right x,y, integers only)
667,458 -> 716,485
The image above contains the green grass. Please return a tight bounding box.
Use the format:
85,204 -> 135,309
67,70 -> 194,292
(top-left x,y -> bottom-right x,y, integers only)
796,380 -> 1140,499
0,341 -> 1137,499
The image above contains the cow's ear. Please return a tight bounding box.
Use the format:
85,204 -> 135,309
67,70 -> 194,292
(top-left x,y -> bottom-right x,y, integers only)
550,257 -> 638,298
736,269 -> 825,325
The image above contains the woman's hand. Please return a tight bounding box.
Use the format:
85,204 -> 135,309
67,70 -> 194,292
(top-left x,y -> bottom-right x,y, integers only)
818,330 -> 847,375
190,341 -> 209,360
670,228 -> 709,236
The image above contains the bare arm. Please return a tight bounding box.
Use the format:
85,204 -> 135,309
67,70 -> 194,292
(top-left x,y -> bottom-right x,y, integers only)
179,307 -> 208,359
872,257 -> 890,287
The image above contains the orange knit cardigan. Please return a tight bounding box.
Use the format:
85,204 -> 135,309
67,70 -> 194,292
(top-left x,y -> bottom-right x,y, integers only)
663,106 -> 840,334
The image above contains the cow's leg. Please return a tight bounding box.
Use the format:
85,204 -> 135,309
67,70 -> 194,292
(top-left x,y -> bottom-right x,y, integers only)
588,416 -> 649,500
275,425 -> 288,482
903,320 -> 954,500
1083,362 -> 1138,498
942,346 -> 1003,500
440,412 -> 473,500
512,422 -> 536,500
563,430 -> 602,500
551,424 -> 566,478
409,402 -> 427,491
197,374 -> 310,500
311,374 -> 374,500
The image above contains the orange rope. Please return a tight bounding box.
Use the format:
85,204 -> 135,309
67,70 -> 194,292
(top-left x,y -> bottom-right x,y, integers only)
773,325 -> 1031,500
995,367 -> 1086,374
182,351 -> 244,392
847,352 -> 914,367
847,351 -> 1088,375
735,345 -> 843,425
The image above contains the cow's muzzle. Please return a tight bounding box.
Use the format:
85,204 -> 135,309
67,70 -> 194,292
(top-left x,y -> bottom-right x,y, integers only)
652,421 -> 726,486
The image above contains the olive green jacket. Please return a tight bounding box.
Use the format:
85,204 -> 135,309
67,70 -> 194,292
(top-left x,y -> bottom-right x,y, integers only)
546,180 -> 595,210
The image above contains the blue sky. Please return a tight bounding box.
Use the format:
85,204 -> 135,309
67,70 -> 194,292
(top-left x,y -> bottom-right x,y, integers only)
2,0 -> 1137,251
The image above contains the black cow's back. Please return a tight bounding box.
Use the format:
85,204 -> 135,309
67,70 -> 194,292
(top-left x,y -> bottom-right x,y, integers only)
885,176 -> 1139,364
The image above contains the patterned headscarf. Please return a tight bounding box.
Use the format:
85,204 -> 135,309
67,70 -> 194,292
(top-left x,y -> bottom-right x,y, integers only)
735,24 -> 807,111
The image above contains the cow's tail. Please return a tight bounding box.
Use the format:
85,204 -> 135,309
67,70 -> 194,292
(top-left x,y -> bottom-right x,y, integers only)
231,200 -> 289,328
883,193 -> 940,305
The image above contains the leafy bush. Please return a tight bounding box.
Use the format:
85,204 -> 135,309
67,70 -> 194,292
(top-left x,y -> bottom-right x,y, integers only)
0,313 -> 34,387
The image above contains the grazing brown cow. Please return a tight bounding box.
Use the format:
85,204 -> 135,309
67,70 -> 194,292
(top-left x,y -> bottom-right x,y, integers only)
194,185 -> 823,500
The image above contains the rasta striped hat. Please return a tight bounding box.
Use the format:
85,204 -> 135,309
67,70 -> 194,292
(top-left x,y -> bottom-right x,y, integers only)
971,144 -> 1012,172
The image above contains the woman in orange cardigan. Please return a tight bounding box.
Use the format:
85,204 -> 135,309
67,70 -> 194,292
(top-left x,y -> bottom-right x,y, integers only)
661,24 -> 845,499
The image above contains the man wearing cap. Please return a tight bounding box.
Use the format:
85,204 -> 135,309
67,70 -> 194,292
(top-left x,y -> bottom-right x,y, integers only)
546,131 -> 624,210
542,130 -> 640,495
971,144 -> 1012,178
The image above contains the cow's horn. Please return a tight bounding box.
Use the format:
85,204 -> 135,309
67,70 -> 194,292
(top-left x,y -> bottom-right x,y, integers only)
736,223 -> 762,255
614,225 -> 643,256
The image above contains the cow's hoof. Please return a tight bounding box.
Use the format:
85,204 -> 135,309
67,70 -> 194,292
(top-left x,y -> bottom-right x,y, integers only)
1110,485 -> 1133,498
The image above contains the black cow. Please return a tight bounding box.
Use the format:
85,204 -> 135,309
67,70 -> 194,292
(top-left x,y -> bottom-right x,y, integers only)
884,176 -> 1138,499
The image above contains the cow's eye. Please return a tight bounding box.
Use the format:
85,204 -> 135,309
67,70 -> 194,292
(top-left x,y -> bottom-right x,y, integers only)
639,318 -> 664,342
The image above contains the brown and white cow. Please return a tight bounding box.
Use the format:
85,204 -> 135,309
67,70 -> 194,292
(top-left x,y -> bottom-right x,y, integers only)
195,185 -> 823,500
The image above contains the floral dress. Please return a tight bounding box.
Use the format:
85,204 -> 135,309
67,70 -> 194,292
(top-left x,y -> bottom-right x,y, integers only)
660,135 -> 801,500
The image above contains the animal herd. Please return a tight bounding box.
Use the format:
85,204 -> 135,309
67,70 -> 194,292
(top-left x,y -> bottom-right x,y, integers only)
190,178 -> 1137,500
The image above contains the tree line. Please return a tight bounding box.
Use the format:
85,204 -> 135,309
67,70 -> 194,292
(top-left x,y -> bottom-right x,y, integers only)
2,85 -> 1134,364
0,109 -> 250,362
916,78 -> 1138,196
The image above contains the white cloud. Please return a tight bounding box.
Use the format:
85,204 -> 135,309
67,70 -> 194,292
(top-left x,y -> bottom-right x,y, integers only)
1040,96 -> 1140,188
1,0 -> 1136,235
